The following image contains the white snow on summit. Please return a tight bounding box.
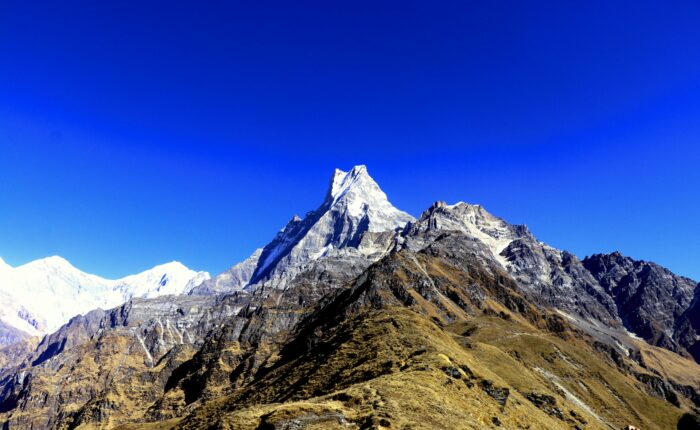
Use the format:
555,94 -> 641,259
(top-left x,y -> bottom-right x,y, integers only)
0,256 -> 210,338
327,165 -> 414,232
248,165 -> 414,286
191,165 -> 414,294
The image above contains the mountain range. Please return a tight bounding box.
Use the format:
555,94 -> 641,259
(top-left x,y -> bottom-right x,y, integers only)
0,256 -> 209,344
0,165 -> 698,429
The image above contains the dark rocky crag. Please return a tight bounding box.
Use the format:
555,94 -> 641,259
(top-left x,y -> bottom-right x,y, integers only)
674,285 -> 700,362
583,252 -> 698,358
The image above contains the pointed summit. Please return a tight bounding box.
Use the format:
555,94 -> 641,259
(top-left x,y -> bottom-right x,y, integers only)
249,165 -> 414,286
322,165 -> 413,232
327,165 -> 369,201
193,165 -> 415,293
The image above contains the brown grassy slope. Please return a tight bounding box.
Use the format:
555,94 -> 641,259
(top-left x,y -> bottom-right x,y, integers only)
0,332 -> 199,429
120,308 -> 597,429
118,246 -> 692,430
450,314 -> 687,429
0,336 -> 40,370
115,306 -> 684,430
636,341 -> 700,390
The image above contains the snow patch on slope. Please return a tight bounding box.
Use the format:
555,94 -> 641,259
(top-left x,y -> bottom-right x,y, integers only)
411,201 -> 519,269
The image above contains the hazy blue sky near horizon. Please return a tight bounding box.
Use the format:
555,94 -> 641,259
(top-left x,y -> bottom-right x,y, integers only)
1,1 -> 699,280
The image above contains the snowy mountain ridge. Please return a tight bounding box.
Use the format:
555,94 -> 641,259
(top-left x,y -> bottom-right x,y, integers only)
191,165 -> 414,294
0,256 -> 210,339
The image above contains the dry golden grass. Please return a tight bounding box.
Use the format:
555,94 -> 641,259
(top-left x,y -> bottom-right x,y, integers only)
637,341 -> 700,390
6,248 -> 695,430
136,307 -> 684,430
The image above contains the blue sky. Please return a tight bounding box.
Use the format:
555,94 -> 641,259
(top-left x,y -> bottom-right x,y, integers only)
1,1 -> 699,280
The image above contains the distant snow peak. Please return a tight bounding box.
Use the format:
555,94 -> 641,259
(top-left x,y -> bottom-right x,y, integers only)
41,255 -> 70,264
113,260 -> 210,299
26,255 -> 75,270
0,257 -> 210,339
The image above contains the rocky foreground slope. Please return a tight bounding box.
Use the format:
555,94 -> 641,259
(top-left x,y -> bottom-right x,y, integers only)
0,166 -> 698,429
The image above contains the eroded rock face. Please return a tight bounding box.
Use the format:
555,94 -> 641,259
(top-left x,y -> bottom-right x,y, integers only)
583,252 -> 698,354
401,201 -> 620,326
0,294 -> 248,428
191,166 -> 414,294
675,285 -> 700,362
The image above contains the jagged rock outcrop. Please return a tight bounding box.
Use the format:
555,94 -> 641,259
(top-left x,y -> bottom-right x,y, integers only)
675,284 -> 700,362
401,201 -> 620,326
583,252 -> 698,355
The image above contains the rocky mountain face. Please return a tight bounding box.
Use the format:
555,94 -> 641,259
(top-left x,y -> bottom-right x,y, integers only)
0,293 -> 248,428
676,286 -> 700,362
191,249 -> 263,296
190,165 -> 413,294
0,323 -> 27,352
400,202 -> 620,326
0,165 -> 698,429
583,252 -> 698,356
0,257 -> 210,343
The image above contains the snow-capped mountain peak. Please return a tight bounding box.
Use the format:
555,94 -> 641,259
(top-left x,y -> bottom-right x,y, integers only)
0,257 -> 210,339
22,255 -> 80,272
249,165 -> 414,285
328,165 -> 369,202
30,255 -> 70,265
323,165 -> 413,232
113,260 -> 208,299
191,165 -> 415,294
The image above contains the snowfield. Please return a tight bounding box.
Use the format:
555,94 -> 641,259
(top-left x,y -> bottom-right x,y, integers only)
0,255 -> 209,338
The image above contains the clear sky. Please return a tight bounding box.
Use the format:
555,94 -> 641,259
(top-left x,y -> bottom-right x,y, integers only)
1,1 -> 699,280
